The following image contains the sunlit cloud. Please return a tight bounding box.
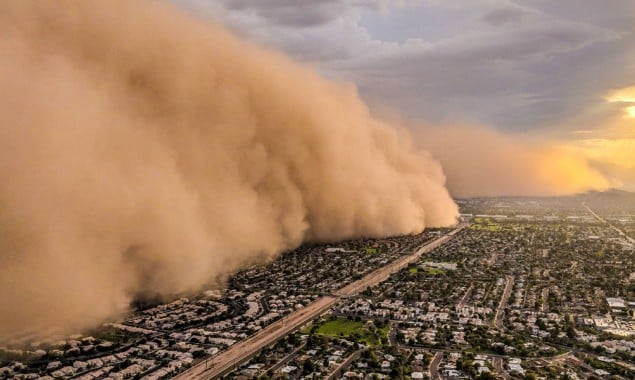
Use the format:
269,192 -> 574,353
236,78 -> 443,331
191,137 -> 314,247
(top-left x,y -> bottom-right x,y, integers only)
570,137 -> 635,190
570,130 -> 594,135
606,85 -> 635,119
577,138 -> 635,169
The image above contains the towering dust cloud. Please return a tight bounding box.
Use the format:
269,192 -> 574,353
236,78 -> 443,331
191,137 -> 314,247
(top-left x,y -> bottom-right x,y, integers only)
416,126 -> 611,198
0,1 -> 457,336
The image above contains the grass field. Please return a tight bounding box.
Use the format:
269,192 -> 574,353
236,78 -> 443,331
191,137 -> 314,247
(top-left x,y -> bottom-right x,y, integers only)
408,267 -> 418,274
423,267 -> 445,275
365,247 -> 379,254
308,318 -> 388,345
469,220 -> 503,232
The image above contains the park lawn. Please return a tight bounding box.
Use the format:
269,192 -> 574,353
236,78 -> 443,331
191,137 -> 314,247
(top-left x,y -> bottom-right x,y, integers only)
311,318 -> 388,346
423,267 -> 445,275
316,319 -> 365,336
373,324 -> 390,345
470,223 -> 503,232
365,247 -> 379,254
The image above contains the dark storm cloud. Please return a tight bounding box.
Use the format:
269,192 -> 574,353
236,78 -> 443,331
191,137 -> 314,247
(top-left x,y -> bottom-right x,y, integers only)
342,20 -> 617,129
223,0 -> 345,28
482,6 -> 528,27
176,0 -> 635,132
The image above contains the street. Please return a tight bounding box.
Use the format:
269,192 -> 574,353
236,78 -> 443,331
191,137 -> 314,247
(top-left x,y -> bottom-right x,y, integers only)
174,225 -> 465,379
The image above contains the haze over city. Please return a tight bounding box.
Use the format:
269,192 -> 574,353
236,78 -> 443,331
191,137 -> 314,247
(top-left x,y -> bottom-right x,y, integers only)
0,1 -> 634,379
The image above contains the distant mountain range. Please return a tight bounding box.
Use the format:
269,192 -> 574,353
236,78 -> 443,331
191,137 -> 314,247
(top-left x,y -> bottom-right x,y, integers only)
583,188 -> 634,196
578,188 -> 635,209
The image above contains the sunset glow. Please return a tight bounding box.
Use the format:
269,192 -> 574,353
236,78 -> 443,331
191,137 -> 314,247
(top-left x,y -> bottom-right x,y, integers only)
607,86 -> 635,118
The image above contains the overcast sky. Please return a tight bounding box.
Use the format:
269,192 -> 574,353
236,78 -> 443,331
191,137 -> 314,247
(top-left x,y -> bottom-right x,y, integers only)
173,1 -> 633,130
173,0 -> 635,188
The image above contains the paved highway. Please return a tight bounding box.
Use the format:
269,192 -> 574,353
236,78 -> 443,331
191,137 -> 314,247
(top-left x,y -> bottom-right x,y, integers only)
493,275 -> 514,329
174,225 -> 466,379
584,203 -> 635,244
173,296 -> 338,380
337,225 -> 467,297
